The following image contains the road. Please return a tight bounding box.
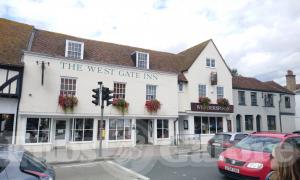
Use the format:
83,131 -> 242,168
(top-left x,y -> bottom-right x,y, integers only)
115,146 -> 231,180
53,145 -> 231,180
54,161 -> 148,180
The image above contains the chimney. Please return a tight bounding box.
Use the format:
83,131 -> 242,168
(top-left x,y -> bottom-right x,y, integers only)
286,70 -> 296,91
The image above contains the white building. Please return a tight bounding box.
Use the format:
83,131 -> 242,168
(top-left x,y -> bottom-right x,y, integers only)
0,18 -> 233,151
177,41 -> 234,144
232,76 -> 296,133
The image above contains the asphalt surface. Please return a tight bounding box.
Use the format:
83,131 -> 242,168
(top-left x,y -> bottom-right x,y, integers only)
115,146 -> 231,180
54,161 -> 148,180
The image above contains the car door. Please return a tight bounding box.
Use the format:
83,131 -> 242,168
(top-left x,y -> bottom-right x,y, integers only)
0,158 -> 9,180
284,137 -> 300,150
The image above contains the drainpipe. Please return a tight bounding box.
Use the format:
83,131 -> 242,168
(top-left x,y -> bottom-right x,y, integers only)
279,94 -> 283,133
174,118 -> 178,145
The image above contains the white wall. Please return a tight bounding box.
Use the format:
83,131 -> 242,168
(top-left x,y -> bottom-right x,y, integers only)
232,89 -> 296,133
295,91 -> 300,130
178,41 -> 233,112
19,53 -> 178,117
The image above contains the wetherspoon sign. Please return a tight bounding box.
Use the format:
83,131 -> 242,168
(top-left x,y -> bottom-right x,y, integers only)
60,61 -> 159,80
191,103 -> 234,113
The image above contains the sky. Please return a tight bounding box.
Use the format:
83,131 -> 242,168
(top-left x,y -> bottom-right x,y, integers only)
0,0 -> 300,85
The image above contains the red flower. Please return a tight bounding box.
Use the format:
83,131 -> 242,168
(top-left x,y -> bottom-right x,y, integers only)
145,99 -> 161,113
58,95 -> 78,112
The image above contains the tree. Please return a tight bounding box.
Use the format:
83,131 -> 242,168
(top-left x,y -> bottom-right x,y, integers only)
231,68 -> 239,77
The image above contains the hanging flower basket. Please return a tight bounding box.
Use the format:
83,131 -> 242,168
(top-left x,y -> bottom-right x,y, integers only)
217,98 -> 230,107
145,99 -> 161,113
58,95 -> 78,112
198,96 -> 211,108
112,98 -> 129,114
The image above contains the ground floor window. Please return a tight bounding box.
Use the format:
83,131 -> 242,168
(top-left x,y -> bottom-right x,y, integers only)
194,116 -> 223,134
245,115 -> 253,131
109,119 -> 131,140
70,118 -> 94,142
227,120 -> 232,132
25,118 -> 51,143
157,119 -> 169,138
97,120 -> 106,140
0,114 -> 14,144
267,116 -> 276,130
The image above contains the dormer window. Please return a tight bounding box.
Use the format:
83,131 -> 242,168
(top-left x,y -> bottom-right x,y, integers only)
136,52 -> 149,69
65,40 -> 84,59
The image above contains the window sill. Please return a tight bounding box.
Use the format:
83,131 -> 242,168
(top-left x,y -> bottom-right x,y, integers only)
108,139 -> 132,142
68,141 -> 93,144
251,104 -> 258,106
24,143 -> 52,145
238,104 -> 247,106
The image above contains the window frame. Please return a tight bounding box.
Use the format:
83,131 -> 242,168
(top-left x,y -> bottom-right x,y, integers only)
245,115 -> 254,131
25,118 -> 51,144
60,77 -> 77,96
251,92 -> 257,106
113,82 -> 126,99
108,119 -> 132,141
157,119 -> 169,139
267,115 -> 276,131
146,85 -> 157,100
285,96 -> 291,108
136,51 -> 149,69
217,86 -> 224,99
206,58 -> 216,68
194,116 -> 223,134
238,91 -> 246,105
70,118 -> 94,142
183,120 -> 188,130
65,40 -> 84,60
265,94 -> 274,107
198,84 -> 206,97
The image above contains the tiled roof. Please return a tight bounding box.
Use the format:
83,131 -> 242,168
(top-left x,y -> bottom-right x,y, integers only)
178,40 -> 210,71
264,81 -> 294,94
31,29 -> 191,73
0,18 -> 213,79
233,76 -> 294,94
0,18 -> 33,66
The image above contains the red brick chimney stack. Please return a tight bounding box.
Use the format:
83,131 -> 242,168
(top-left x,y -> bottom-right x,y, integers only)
286,70 -> 296,91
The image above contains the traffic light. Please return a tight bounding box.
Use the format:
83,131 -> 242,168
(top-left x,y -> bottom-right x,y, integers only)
102,87 -> 113,106
92,88 -> 100,106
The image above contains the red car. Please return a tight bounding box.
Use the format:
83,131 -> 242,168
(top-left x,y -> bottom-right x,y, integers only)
217,132 -> 300,180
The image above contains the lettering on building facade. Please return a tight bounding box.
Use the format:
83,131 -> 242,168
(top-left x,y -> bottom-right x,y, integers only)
191,103 -> 234,113
60,61 -> 158,80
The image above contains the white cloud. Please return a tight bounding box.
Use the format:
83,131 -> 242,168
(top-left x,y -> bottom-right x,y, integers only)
1,0 -> 300,85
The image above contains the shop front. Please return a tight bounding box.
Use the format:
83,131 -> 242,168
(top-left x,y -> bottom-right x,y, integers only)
177,103 -> 234,145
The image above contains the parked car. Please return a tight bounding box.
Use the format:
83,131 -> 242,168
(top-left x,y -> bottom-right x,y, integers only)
217,132 -> 300,180
0,144 -> 55,180
293,130 -> 300,134
207,133 -> 248,158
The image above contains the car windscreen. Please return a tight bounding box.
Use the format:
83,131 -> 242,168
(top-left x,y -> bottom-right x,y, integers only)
20,152 -> 47,173
235,135 -> 281,153
213,134 -> 232,142
234,134 -> 248,140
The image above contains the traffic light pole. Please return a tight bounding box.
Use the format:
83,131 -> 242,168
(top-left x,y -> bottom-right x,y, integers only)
98,82 -> 103,157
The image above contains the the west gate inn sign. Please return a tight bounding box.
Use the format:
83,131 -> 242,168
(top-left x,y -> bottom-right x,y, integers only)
60,61 -> 159,80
